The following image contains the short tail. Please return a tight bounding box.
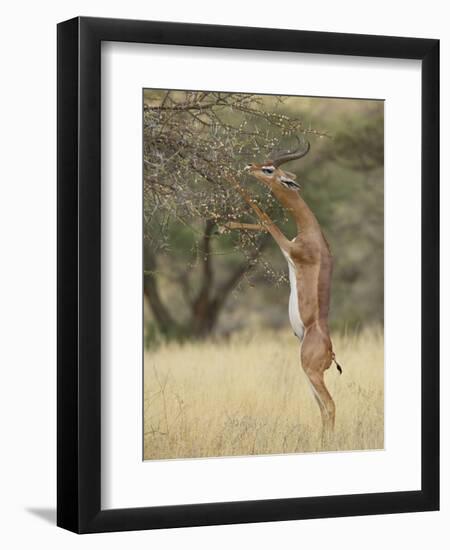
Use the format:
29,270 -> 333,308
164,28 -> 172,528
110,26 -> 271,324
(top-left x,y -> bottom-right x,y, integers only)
331,352 -> 343,375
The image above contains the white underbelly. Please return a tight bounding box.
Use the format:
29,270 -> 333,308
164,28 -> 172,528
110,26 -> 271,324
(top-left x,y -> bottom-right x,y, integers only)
282,251 -> 304,341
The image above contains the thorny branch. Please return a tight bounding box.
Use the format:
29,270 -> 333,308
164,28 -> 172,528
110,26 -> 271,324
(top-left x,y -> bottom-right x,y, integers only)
142,91 -> 326,337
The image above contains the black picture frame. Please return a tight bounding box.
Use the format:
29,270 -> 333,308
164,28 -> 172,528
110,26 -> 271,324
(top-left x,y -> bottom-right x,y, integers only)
57,16 -> 439,533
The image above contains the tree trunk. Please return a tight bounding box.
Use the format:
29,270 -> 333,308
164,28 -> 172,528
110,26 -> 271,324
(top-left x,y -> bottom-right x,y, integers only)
143,241 -> 179,336
143,227 -> 270,341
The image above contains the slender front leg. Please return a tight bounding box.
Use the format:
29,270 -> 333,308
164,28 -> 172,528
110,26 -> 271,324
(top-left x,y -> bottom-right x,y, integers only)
224,174 -> 292,253
219,221 -> 269,233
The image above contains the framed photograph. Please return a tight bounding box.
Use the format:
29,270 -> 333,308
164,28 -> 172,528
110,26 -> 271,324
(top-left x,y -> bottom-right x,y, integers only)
57,17 -> 439,533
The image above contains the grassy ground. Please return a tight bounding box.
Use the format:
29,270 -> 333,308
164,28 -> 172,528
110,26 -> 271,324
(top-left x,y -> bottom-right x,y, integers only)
143,327 -> 384,460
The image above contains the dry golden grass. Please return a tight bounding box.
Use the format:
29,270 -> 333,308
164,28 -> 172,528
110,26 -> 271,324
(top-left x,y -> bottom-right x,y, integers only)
144,327 -> 384,460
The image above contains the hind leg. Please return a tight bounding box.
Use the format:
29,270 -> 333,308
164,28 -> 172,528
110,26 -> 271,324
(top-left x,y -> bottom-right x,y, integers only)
301,325 -> 335,444
307,369 -> 335,445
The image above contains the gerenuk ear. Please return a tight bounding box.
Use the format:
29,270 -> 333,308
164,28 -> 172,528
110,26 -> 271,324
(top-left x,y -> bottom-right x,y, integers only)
284,170 -> 297,180
280,175 -> 301,190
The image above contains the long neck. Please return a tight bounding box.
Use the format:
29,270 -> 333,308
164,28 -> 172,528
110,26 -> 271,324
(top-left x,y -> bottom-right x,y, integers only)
270,186 -> 319,234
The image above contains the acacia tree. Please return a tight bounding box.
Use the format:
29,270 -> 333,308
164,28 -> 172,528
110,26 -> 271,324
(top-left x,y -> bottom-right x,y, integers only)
143,91 -> 326,340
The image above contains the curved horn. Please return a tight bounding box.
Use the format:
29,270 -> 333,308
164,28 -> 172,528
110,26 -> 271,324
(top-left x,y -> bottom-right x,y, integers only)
271,138 -> 310,168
